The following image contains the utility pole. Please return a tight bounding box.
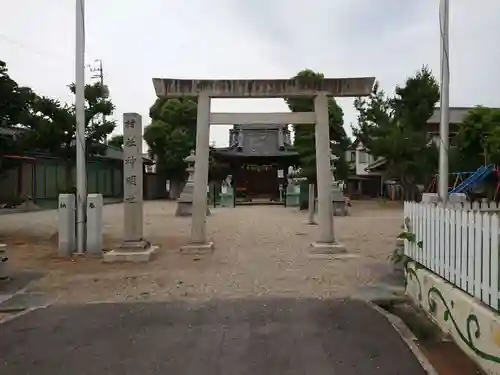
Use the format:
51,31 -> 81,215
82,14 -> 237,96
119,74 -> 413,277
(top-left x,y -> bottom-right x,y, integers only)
90,59 -> 106,141
90,59 -> 104,88
438,0 -> 450,203
75,0 -> 87,254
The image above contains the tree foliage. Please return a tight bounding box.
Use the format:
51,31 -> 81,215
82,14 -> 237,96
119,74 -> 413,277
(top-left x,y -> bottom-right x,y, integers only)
20,82 -> 116,189
353,66 -> 440,199
285,69 -> 349,183
24,82 -> 115,159
452,106 -> 500,171
108,134 -> 124,149
144,97 -> 197,180
0,60 -> 34,161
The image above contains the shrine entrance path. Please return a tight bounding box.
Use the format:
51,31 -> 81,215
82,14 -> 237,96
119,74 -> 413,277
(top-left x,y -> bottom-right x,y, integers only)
0,298 -> 426,375
0,200 -> 403,303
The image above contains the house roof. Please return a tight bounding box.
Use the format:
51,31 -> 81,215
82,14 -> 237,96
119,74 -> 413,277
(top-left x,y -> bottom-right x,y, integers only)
346,138 -> 361,150
235,124 -> 287,131
365,157 -> 388,172
426,107 -> 473,124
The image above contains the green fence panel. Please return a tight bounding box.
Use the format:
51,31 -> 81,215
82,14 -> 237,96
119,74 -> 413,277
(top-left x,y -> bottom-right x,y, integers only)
56,165 -> 66,192
113,168 -> 122,197
45,164 -> 58,198
87,163 -> 98,194
35,164 -> 46,199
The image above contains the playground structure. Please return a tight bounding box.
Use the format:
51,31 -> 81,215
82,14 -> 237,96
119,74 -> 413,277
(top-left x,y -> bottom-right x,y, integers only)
426,164 -> 500,200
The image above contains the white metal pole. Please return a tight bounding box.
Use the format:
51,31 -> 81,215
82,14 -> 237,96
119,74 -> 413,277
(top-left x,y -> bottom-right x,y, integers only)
75,0 -> 87,253
438,0 -> 450,203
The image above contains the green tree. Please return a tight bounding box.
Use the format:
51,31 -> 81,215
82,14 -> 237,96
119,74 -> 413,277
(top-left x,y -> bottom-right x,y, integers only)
285,69 -> 349,183
144,97 -> 197,197
108,134 -> 124,149
353,66 -> 440,200
452,106 -> 500,170
0,60 -> 34,167
24,82 -> 116,188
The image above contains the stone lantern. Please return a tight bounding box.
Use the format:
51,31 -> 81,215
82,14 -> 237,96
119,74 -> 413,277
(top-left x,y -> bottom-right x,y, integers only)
175,151 -> 211,217
329,152 -> 348,216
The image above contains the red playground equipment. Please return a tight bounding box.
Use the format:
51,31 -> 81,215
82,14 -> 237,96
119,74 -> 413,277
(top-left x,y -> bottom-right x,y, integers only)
425,171 -> 474,193
426,166 -> 500,200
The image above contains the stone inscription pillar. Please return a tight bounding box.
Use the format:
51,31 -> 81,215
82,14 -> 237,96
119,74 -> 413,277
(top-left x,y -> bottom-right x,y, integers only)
104,113 -> 157,262
185,92 -> 213,252
122,113 -> 146,246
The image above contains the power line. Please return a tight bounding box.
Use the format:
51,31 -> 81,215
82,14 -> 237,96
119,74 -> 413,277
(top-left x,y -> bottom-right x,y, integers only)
0,32 -> 72,65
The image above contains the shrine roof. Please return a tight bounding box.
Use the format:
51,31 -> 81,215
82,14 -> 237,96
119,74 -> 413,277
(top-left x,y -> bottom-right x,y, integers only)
212,146 -> 298,158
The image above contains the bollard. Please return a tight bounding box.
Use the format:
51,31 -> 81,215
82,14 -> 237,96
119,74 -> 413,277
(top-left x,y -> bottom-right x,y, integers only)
58,194 -> 76,257
86,194 -> 103,256
0,244 -> 8,281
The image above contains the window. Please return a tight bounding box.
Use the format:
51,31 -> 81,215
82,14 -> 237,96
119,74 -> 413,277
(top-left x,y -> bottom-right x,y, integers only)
358,151 -> 368,163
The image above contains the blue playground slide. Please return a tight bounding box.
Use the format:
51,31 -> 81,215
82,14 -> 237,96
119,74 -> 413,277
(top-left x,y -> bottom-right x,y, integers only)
449,164 -> 494,194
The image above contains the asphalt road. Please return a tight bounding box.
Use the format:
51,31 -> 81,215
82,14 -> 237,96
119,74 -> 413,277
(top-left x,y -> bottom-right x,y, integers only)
0,298 -> 425,375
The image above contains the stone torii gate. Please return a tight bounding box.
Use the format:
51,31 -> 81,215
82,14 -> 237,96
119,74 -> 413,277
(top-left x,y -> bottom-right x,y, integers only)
152,77 -> 375,253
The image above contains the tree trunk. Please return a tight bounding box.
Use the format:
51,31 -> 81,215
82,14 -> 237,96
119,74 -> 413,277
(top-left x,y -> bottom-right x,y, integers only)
169,179 -> 184,200
400,174 -> 421,202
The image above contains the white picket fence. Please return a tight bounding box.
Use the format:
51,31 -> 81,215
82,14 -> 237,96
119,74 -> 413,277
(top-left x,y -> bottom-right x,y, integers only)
448,200 -> 500,212
404,201 -> 500,310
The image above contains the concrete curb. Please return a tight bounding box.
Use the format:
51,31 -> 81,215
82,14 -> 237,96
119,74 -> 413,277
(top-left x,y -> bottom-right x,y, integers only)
0,280 -> 57,325
367,301 -> 439,375
0,305 -> 47,325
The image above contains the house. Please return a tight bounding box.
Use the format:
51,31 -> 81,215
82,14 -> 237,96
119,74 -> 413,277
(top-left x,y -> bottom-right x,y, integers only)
345,138 -> 385,198
346,107 -> 474,199
143,152 -> 156,173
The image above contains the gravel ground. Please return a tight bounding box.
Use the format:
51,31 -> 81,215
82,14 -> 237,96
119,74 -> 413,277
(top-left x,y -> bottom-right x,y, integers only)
0,200 -> 403,304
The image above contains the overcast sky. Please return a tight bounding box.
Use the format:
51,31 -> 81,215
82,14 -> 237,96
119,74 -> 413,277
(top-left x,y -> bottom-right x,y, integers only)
2,0 -> 500,147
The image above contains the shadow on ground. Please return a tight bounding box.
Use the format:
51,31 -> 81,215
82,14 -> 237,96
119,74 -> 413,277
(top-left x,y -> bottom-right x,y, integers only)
0,271 -> 44,301
0,298 -> 425,375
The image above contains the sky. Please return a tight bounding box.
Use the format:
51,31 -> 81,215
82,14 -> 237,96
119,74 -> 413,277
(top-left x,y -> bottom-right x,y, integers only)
1,0 -> 500,148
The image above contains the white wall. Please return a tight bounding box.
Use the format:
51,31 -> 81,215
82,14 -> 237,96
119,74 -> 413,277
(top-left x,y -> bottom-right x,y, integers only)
354,143 -> 381,176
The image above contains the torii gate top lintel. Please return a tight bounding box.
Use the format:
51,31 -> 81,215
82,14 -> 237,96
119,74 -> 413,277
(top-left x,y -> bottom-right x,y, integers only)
152,77 -> 375,99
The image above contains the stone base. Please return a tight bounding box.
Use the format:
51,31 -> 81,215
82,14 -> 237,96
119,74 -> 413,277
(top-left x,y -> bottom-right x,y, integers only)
180,242 -> 214,254
285,193 -> 300,207
175,201 -> 192,217
175,202 -> 211,217
449,193 -> 467,203
333,204 -> 349,216
309,241 -> 347,254
103,245 -> 158,263
220,194 -> 234,208
421,193 -> 439,203
119,239 -> 151,249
